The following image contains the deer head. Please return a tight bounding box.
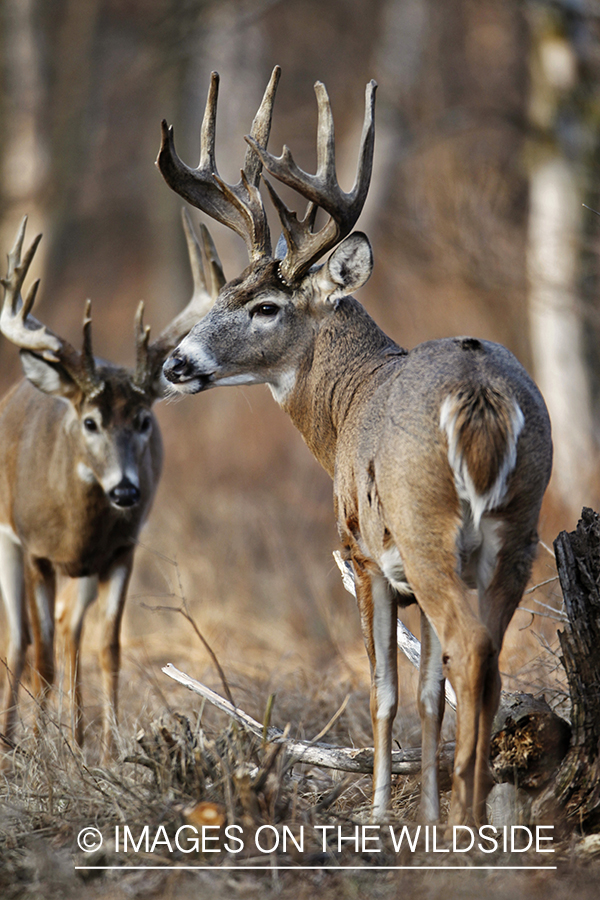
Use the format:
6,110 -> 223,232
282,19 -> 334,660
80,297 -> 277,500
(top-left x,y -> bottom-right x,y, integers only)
1,211 -> 223,508
158,67 -> 376,402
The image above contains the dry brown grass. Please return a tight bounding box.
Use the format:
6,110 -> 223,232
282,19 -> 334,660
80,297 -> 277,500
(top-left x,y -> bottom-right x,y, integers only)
1,530 -> 597,900
0,373 -> 591,899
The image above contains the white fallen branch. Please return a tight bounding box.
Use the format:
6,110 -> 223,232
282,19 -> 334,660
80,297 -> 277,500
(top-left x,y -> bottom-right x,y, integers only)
162,662 -> 454,776
332,551 -> 458,710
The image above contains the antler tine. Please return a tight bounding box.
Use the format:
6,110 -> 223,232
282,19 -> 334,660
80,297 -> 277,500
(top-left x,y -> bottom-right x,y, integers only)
133,301 -> 151,391
1,217 -> 62,361
243,65 -> 281,189
81,299 -> 104,398
157,67 -> 282,262
1,216 -> 105,395
245,79 -> 377,282
197,221 -> 226,299
134,211 -> 225,392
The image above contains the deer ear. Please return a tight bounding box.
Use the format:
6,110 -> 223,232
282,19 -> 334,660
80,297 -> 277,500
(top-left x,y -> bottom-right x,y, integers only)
20,350 -> 81,400
314,232 -> 373,306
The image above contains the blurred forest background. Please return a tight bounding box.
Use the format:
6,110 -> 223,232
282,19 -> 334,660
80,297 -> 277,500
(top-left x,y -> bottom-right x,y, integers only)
1,0 -> 600,738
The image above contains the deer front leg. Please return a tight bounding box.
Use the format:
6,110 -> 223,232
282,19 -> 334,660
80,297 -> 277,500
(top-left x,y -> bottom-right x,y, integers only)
0,531 -> 27,745
353,563 -> 398,821
97,548 -> 134,761
418,611 -> 445,822
24,555 -> 56,723
56,575 -> 98,746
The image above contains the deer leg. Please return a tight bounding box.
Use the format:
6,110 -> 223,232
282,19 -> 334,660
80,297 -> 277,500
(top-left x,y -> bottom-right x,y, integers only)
417,611 -> 445,822
473,519 -> 539,823
353,563 -> 398,821
24,555 -> 56,723
406,555 -> 493,827
0,531 -> 27,744
97,548 -> 134,761
56,576 -> 98,746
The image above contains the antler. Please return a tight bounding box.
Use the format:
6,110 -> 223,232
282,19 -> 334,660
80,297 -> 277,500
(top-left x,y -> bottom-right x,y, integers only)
246,79 -> 377,283
133,208 -> 225,392
1,216 -> 104,397
156,66 -> 281,263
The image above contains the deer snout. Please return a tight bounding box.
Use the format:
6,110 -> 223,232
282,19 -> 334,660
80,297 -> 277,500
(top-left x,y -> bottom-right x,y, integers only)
163,352 -> 194,383
108,477 -> 141,508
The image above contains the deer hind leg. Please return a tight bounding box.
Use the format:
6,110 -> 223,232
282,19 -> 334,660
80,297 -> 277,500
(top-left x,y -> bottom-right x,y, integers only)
97,548 -> 134,761
473,517 -> 539,823
417,611 -> 445,822
0,530 -> 27,745
56,575 -> 98,746
353,563 -> 398,821
24,555 -> 56,725
407,557 -> 494,827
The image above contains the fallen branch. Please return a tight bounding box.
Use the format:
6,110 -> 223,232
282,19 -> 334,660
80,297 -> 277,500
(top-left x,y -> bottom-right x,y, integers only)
162,663 -> 454,776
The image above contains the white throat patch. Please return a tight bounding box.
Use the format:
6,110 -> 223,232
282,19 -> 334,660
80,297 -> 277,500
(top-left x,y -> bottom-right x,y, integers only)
268,368 -> 299,405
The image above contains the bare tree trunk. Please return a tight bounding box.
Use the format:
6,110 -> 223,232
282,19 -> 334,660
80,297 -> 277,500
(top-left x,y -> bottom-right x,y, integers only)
526,6 -> 595,515
0,0 -> 47,252
534,508 -> 600,832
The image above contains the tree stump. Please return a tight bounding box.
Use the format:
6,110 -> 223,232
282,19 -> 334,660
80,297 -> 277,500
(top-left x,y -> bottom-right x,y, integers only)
534,507 -> 600,831
490,692 -> 570,791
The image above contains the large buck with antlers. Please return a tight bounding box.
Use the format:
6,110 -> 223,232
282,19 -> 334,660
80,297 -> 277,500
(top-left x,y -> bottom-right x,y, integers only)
159,67 -> 552,825
0,211 -> 223,757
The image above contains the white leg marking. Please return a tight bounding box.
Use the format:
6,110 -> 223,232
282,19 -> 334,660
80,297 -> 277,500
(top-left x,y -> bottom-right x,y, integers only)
419,623 -> 444,718
379,545 -> 413,596
68,576 -> 99,640
0,530 -> 25,653
104,562 -> 131,621
371,573 -> 397,721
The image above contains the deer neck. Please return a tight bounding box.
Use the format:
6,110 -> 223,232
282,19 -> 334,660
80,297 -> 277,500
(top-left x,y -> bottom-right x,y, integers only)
281,297 -> 404,477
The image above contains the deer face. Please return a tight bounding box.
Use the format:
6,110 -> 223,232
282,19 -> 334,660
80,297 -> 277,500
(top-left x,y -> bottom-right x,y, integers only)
20,351 -> 155,508
163,234 -> 373,404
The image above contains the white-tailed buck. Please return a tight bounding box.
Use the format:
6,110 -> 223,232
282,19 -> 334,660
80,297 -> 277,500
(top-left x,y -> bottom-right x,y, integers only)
0,211 -> 223,758
158,67 -> 552,825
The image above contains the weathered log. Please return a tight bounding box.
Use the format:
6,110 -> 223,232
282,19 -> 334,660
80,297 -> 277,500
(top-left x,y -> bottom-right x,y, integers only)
490,691 -> 570,790
161,663 -> 456,777
534,508 -> 600,831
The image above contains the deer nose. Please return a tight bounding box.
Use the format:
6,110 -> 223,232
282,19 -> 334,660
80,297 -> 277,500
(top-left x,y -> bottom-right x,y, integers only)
108,478 -> 140,508
163,353 -> 193,383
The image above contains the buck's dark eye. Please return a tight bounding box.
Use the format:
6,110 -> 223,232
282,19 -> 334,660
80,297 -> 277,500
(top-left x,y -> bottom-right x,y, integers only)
83,417 -> 98,433
253,303 -> 279,318
137,415 -> 151,433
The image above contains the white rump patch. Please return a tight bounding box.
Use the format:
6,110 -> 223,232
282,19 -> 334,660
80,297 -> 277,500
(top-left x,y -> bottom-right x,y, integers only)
439,393 -> 524,530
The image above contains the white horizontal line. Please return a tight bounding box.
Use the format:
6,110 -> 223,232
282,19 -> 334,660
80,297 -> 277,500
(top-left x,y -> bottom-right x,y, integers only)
75,865 -> 557,871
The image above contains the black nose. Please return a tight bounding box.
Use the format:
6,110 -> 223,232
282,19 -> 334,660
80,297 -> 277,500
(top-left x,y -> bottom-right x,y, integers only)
163,353 -> 193,383
109,478 -> 140,508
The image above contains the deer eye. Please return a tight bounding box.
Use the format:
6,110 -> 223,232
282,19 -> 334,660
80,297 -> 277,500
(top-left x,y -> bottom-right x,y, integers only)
83,417 -> 98,433
137,414 -> 151,433
253,303 -> 279,318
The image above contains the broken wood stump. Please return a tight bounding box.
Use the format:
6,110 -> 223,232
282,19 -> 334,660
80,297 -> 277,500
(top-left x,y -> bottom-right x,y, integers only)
534,508 -> 600,832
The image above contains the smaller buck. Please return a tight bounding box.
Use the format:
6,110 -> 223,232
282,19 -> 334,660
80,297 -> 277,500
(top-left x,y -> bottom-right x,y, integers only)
158,68 -> 553,825
0,211 -> 223,757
